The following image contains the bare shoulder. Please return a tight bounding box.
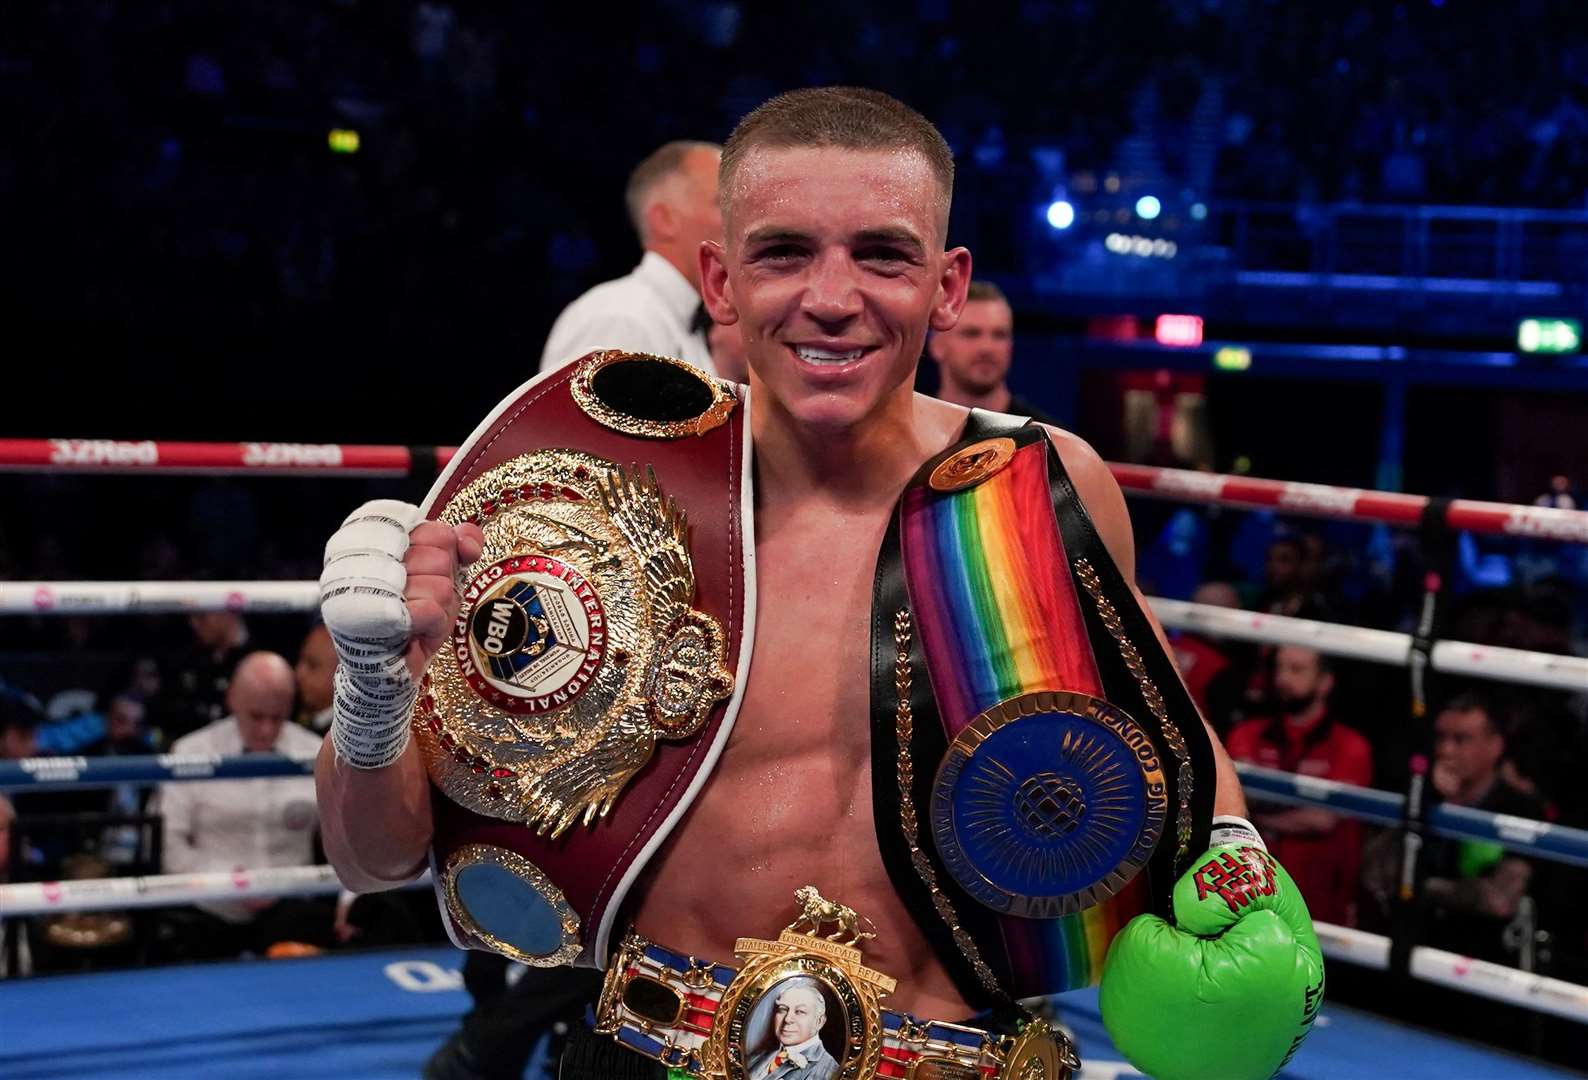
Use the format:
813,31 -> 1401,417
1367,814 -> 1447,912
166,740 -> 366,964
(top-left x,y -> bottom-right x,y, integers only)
1034,423 -> 1137,583
910,391 -> 973,449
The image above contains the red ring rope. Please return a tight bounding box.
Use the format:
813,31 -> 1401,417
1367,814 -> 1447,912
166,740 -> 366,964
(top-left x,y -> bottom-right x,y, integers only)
3,438 -> 1586,543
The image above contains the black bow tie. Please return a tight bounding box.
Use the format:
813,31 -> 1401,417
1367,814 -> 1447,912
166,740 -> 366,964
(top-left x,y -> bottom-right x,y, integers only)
690,301 -> 712,336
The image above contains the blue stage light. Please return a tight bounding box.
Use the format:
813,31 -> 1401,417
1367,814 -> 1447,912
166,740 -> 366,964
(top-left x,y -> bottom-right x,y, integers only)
1046,200 -> 1075,230
1135,195 -> 1161,220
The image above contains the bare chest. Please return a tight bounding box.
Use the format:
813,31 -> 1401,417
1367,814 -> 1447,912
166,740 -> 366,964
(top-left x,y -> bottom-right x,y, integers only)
628,514 -> 969,1016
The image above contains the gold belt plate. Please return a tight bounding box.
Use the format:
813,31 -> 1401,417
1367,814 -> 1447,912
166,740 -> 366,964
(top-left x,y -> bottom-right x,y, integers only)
416,449 -> 733,837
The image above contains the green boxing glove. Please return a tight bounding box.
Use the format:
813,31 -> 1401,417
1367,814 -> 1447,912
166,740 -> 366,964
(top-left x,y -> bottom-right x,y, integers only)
1099,816 -> 1325,1080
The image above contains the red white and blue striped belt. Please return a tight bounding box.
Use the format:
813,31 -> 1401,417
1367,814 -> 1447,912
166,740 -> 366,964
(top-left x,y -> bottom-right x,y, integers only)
593,919 -> 1079,1079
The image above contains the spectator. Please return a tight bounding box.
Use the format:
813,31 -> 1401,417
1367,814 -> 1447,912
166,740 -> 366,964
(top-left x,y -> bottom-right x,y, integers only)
157,611 -> 251,743
707,317 -> 750,385
0,693 -> 39,763
1533,474 -> 1577,511
1224,646 -> 1373,925
1421,692 -> 1546,962
0,694 -> 106,880
0,792 -> 13,885
1170,581 -> 1248,733
150,651 -> 327,959
83,694 -> 156,758
1258,536 -> 1331,620
538,140 -> 723,375
927,280 -> 1056,424
293,624 -> 336,733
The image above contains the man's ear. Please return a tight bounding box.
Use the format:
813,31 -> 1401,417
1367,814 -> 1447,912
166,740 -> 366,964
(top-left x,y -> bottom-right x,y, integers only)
700,240 -> 737,325
929,246 -> 973,332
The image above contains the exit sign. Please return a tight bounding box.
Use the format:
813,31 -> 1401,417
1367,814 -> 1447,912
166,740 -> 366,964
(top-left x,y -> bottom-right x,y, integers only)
1518,318 -> 1580,353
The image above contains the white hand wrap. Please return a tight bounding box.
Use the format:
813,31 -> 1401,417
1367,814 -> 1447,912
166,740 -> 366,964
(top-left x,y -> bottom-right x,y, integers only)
1209,814 -> 1268,852
320,500 -> 425,769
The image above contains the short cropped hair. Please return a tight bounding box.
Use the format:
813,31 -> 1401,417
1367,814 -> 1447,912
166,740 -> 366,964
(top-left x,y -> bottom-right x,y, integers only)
625,140 -> 721,240
720,87 -> 954,229
965,281 -> 1008,305
1441,691 -> 1497,733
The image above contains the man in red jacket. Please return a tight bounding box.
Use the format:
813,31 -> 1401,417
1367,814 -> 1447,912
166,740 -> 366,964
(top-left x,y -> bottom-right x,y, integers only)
1225,645 -> 1373,926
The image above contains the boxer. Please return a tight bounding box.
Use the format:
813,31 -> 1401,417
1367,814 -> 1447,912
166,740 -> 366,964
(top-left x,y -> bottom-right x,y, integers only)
316,88 -> 1321,1080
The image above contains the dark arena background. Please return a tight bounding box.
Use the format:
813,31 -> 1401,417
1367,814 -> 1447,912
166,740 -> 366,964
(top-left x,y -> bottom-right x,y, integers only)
3,3 -> 1588,1078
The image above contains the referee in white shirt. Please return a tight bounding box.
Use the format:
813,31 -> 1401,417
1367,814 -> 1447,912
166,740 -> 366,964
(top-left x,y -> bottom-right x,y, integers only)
538,140 -> 723,376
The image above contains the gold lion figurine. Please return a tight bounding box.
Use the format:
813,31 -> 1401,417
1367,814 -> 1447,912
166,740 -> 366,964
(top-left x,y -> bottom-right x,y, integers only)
787,885 -> 877,947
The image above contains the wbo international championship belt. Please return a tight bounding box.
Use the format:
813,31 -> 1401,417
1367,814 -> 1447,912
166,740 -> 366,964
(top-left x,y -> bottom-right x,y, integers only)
413,351 -> 753,967
868,412 -> 1216,1002
596,885 -> 1079,1079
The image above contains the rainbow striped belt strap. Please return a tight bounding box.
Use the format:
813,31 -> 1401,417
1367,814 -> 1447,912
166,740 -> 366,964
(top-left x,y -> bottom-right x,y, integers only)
897,431 -> 1158,995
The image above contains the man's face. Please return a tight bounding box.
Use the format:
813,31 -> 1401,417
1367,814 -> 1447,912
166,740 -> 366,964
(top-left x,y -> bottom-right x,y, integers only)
295,628 -> 337,713
704,146 -> 970,433
0,725 -> 36,760
1434,707 -> 1504,790
772,985 -> 824,1047
930,298 -> 1013,393
106,698 -> 145,742
232,680 -> 294,752
1265,542 -> 1302,592
1272,646 -> 1328,714
190,612 -> 241,650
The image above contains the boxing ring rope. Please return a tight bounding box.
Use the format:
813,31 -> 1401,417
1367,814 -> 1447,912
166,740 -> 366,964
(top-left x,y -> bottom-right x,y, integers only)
0,865 -> 381,916
9,580 -> 1584,694
4,865 -> 1587,1023
10,854 -> 1586,1024
6,753 -> 1586,868
6,437 -> 1588,541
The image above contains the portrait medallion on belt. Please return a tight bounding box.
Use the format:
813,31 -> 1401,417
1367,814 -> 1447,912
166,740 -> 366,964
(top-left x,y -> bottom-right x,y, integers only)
706,887 -> 895,1080
416,449 -> 734,838
931,690 -> 1168,917
594,887 -> 1081,1078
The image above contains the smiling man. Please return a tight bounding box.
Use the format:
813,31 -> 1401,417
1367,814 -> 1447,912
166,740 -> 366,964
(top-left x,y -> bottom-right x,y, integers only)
316,87 -> 1321,1080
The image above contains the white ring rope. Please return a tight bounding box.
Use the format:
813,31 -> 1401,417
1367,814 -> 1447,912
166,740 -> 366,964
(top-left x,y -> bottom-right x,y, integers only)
1150,598 -> 1588,692
0,865 -> 428,916
4,581 -> 320,615
6,582 -> 1582,694
1313,923 -> 1588,1024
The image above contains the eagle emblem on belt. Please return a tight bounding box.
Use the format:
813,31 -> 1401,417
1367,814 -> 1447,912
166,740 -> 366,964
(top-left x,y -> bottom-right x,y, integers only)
416,449 -> 733,838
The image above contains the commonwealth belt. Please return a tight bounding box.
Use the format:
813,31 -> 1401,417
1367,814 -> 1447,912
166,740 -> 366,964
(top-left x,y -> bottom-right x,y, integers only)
595,887 -> 1078,1079
869,413 -> 1215,1001
414,352 -> 754,968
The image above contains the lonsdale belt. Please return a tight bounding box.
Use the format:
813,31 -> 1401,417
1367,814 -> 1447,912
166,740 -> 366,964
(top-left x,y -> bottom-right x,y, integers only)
868,413 -> 1216,1002
595,887 -> 1078,1079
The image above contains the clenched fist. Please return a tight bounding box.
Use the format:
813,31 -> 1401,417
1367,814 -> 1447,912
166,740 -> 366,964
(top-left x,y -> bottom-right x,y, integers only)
319,500 -> 483,769
397,519 -> 486,680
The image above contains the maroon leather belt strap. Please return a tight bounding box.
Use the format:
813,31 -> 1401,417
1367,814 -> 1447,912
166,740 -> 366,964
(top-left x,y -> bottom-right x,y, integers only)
414,352 -> 754,966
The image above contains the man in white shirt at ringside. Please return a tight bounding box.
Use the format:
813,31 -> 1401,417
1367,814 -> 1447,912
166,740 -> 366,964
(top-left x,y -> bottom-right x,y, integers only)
153,651 -> 323,953
538,140 -> 723,376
